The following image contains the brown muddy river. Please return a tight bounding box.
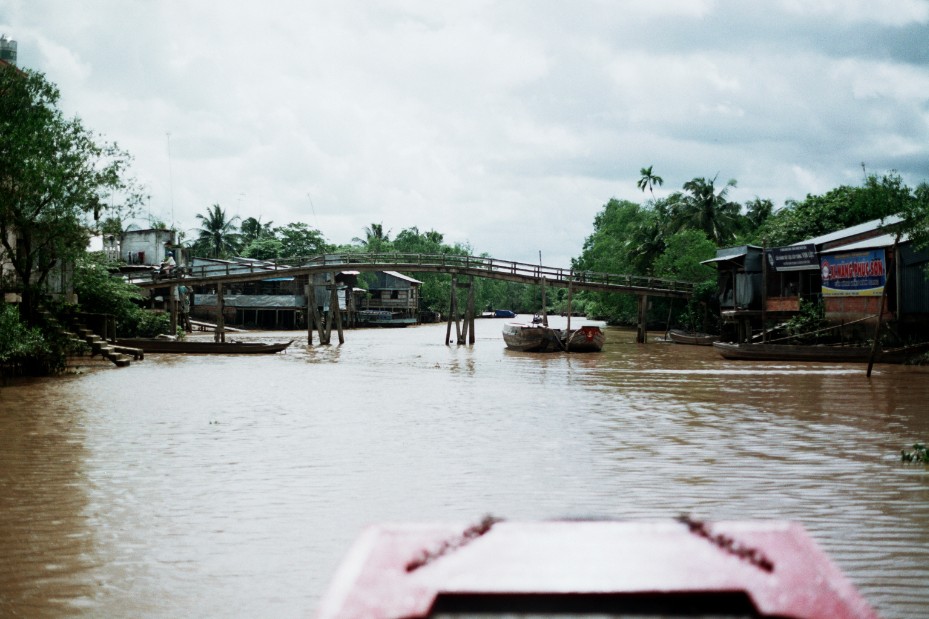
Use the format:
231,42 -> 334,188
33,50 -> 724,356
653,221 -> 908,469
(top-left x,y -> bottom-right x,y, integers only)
1,317 -> 928,618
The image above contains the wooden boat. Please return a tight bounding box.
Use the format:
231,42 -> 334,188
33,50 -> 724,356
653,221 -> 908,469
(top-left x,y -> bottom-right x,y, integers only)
315,518 -> 878,618
667,328 -> 718,346
501,322 -> 564,352
357,310 -> 417,328
713,340 -> 929,364
492,309 -> 516,318
563,325 -> 606,352
502,323 -> 605,353
114,338 -> 293,354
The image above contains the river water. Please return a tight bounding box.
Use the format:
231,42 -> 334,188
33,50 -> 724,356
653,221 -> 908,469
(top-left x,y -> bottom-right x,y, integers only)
1,317 -> 928,618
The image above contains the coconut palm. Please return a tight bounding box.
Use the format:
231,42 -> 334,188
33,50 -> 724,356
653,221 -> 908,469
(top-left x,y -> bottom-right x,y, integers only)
240,216 -> 275,245
352,222 -> 391,251
674,176 -> 742,246
194,203 -> 241,258
637,165 -> 664,198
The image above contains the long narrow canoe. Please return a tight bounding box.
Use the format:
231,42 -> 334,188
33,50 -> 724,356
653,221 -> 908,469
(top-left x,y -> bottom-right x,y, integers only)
114,338 -> 293,354
667,329 -> 718,346
713,341 -> 929,364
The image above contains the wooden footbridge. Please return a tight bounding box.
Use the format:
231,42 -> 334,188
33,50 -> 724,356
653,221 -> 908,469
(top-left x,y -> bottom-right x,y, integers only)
133,253 -> 696,346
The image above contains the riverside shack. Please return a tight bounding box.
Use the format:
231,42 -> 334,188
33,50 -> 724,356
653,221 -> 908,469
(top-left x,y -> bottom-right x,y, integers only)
706,215 -> 928,342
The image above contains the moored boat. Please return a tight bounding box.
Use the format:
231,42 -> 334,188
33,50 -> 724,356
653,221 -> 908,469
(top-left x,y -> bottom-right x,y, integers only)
563,325 -> 606,352
713,340 -> 929,364
114,338 -> 293,354
502,322 -> 605,353
667,328 -> 718,346
316,518 -> 878,618
492,309 -> 516,318
501,322 -> 564,352
357,310 -> 417,328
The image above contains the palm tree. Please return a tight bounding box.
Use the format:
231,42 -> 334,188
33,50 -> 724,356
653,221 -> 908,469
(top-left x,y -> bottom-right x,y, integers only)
195,203 -> 241,258
240,216 -> 275,245
352,222 -> 391,251
674,176 -> 742,246
637,165 -> 664,198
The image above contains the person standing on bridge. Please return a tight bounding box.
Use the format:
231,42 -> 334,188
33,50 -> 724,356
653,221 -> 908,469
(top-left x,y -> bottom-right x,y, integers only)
178,284 -> 193,333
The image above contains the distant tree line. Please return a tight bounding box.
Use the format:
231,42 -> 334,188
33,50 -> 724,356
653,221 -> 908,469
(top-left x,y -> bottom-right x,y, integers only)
573,167 -> 929,328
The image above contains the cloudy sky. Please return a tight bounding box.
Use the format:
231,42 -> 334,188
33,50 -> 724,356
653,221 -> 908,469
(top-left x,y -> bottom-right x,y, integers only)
3,0 -> 928,266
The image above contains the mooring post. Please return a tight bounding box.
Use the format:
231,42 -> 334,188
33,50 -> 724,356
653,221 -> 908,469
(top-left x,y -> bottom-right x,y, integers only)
540,278 -> 548,326
566,279 -> 573,332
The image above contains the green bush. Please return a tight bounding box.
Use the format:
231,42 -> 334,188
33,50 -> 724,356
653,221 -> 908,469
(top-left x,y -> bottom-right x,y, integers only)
0,304 -> 67,375
784,299 -> 828,344
74,254 -> 173,337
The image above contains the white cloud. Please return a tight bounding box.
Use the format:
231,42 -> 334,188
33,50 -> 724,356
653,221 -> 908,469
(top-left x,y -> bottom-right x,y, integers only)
779,0 -> 929,26
2,0 -> 928,267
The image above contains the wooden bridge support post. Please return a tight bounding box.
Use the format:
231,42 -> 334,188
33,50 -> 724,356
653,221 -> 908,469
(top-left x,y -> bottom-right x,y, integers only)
215,282 -> 226,343
320,287 -> 333,345
330,282 -> 345,345
306,278 -> 314,345
636,294 -> 648,344
445,275 -> 460,346
170,285 -> 178,335
457,277 -> 475,346
466,277 -> 476,345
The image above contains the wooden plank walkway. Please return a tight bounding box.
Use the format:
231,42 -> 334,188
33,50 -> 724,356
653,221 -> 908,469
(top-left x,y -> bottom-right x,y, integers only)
132,253 -> 695,299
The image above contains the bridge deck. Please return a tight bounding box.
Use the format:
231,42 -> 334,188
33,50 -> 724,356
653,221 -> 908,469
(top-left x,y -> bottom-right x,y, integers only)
133,253 -> 694,299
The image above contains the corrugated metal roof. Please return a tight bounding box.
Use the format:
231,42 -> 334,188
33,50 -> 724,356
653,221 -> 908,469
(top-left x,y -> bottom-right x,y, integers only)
700,252 -> 747,265
793,215 -> 903,247
383,270 -> 423,284
824,232 -> 909,254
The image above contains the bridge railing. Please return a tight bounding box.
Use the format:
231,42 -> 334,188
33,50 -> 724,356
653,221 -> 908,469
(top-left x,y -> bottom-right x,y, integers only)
136,252 -> 695,295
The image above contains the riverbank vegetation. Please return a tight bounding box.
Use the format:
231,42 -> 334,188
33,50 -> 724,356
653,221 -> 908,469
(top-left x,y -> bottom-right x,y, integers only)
3,65 -> 929,376
901,443 -> 929,464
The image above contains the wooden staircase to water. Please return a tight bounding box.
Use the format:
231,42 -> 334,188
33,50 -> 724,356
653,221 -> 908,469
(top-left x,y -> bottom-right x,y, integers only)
39,309 -> 142,368
71,324 -> 141,367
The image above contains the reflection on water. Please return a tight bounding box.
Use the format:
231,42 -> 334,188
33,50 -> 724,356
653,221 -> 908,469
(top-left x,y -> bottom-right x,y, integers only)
1,317 -> 928,617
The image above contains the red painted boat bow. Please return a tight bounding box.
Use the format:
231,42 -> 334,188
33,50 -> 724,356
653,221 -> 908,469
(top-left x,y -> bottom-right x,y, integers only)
315,519 -> 879,619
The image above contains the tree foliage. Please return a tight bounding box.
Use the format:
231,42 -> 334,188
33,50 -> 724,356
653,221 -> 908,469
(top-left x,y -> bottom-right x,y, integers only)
73,253 -> 171,337
754,173 -> 913,246
277,222 -> 327,259
0,65 -> 142,320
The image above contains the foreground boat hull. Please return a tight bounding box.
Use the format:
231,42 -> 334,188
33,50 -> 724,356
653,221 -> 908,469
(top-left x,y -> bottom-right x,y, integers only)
114,338 -> 294,354
316,519 -> 878,619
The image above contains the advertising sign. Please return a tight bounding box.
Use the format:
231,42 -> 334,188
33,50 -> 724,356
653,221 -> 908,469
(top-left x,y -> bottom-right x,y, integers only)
820,249 -> 886,297
767,243 -> 818,271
